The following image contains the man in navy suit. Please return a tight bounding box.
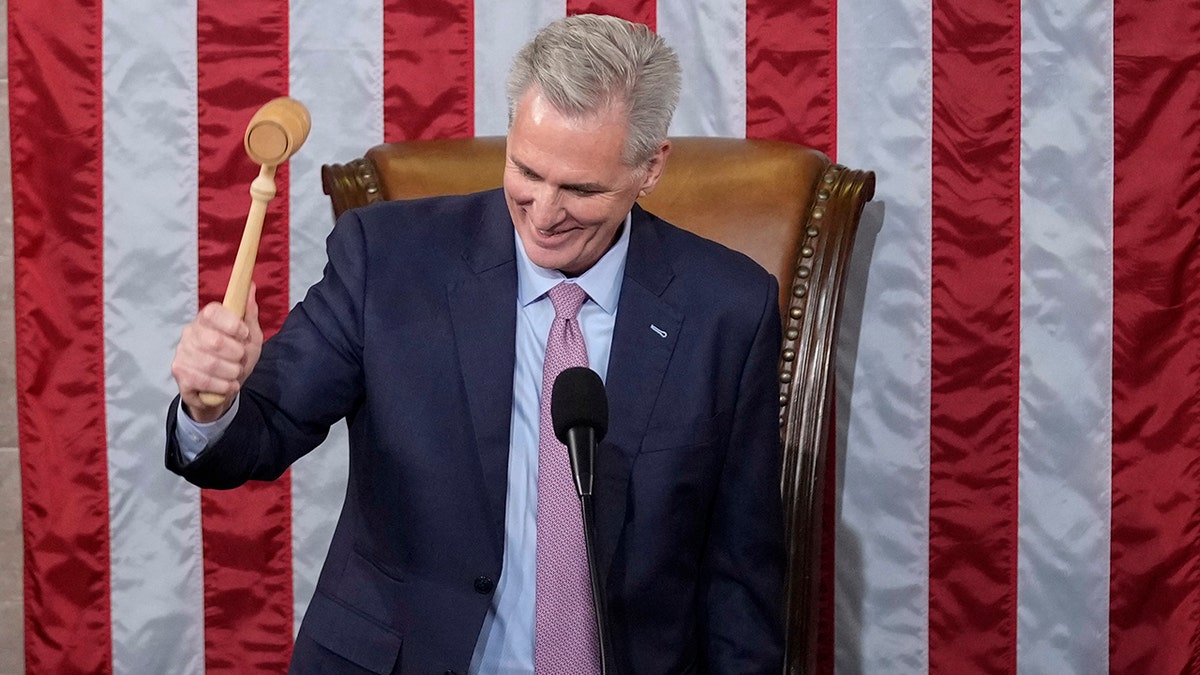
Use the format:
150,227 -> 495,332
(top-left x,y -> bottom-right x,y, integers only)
168,14 -> 784,674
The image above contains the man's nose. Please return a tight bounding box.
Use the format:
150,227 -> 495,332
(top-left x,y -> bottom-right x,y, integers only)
528,187 -> 564,228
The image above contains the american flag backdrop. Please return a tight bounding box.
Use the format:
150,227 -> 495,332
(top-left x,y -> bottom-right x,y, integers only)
9,0 -> 1199,673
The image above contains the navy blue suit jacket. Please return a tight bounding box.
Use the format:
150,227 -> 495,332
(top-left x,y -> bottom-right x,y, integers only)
167,189 -> 785,674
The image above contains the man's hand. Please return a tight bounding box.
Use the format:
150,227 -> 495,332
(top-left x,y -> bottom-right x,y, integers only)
171,284 -> 264,423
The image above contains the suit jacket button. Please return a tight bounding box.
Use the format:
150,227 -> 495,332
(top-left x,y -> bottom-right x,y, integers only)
474,576 -> 495,594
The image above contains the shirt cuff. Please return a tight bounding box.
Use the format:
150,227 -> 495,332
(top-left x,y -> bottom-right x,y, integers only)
175,395 -> 240,463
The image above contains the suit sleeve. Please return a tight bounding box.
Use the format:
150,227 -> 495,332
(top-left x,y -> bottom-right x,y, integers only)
702,274 -> 786,672
165,209 -> 370,488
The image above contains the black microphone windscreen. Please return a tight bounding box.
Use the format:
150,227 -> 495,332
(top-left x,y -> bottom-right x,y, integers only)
551,366 -> 609,444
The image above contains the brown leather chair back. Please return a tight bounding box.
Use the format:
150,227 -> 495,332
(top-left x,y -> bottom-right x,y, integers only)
323,136 -> 875,674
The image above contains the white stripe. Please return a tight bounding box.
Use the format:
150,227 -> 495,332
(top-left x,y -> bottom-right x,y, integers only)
834,0 -> 933,672
658,0 -> 746,137
1017,1 -> 1113,672
288,0 -> 382,635
102,1 -> 204,672
474,0 -> 564,135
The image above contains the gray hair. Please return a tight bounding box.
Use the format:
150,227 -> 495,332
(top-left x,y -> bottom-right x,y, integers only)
506,14 -> 681,166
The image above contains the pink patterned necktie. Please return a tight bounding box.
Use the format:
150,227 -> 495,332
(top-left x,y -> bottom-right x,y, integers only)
534,281 -> 602,673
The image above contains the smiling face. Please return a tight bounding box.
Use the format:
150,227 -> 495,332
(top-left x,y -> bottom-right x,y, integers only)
504,88 -> 669,276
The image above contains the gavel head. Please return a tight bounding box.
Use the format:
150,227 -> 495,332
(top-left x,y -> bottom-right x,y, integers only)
244,97 -> 311,166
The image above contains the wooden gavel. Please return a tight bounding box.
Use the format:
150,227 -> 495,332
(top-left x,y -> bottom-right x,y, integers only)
198,96 -> 311,408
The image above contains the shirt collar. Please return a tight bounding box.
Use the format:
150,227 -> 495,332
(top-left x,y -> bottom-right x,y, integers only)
514,211 -> 630,315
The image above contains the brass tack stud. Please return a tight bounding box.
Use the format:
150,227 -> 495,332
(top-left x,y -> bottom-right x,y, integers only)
783,349 -> 795,361
786,328 -> 799,340
807,227 -> 819,237
797,267 -> 811,279
818,190 -> 830,200
812,209 -> 824,220
824,173 -> 834,184
789,306 -> 803,319
780,371 -> 793,383
792,284 -> 808,297
801,246 -> 814,258
779,394 -> 788,405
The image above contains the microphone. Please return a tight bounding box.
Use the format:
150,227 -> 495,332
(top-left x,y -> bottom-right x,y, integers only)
551,366 -> 608,498
550,366 -> 614,673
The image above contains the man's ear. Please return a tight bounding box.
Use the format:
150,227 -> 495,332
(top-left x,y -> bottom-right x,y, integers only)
637,140 -> 672,197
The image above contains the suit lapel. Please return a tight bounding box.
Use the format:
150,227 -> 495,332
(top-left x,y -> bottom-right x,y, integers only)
446,191 -> 517,554
445,199 -> 683,577
595,206 -> 681,576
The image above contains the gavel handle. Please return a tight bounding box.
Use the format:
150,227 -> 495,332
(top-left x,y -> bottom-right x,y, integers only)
196,164 -> 277,408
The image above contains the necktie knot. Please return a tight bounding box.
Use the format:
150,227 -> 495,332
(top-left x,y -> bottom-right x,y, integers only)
548,282 -> 588,320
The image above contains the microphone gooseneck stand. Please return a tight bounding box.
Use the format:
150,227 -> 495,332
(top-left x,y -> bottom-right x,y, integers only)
553,367 -> 615,674
566,426 -> 615,675
579,491 -> 610,674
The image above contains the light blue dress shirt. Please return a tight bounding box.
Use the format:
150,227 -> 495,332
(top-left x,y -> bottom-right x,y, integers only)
175,214 -> 631,672
468,217 -> 628,673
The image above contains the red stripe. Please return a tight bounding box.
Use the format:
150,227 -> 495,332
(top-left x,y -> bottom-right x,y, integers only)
928,2 -> 1021,673
1110,3 -> 1200,671
566,0 -> 656,29
745,3 -> 838,670
10,0 -> 112,672
196,2 -> 294,671
746,0 -> 836,158
383,0 -> 474,140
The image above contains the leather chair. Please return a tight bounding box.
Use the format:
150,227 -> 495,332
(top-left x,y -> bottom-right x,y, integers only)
322,136 -> 875,673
